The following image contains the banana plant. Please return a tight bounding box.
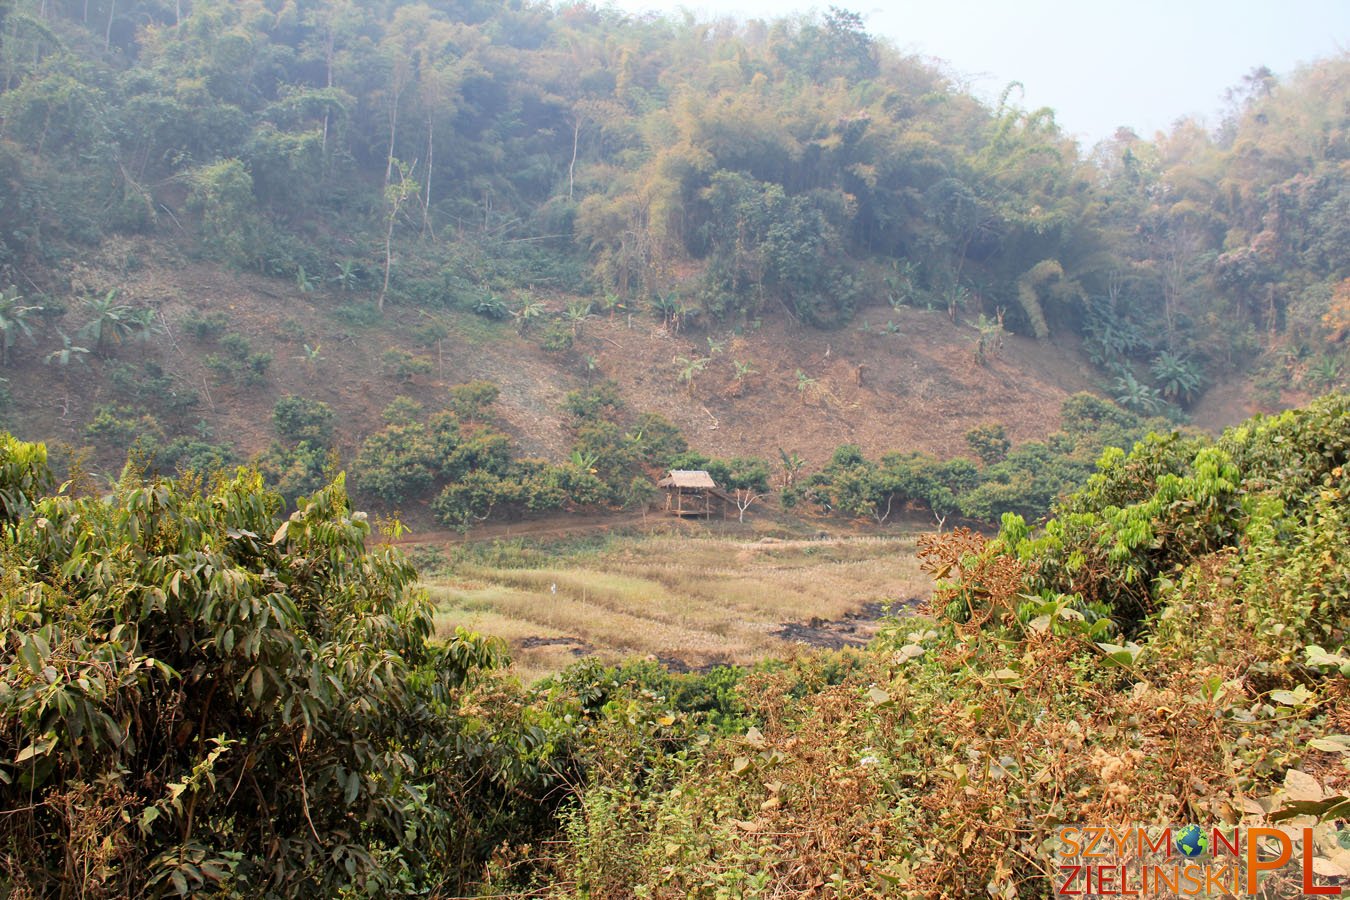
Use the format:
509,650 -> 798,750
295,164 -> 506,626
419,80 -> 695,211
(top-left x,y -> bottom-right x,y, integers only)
44,331 -> 90,368
565,300 -> 592,337
675,355 -> 710,394
79,289 -> 139,354
1149,351 -> 1203,404
0,287 -> 40,365
332,259 -> 362,291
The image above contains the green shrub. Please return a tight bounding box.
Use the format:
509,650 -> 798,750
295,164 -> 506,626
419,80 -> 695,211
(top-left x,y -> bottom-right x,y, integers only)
353,423 -> 438,504
203,332 -> 271,386
539,320 -> 573,352
447,380 -> 500,420
383,395 -> 425,425
109,361 -> 200,419
155,438 -> 239,475
1000,392 -> 1348,634
381,348 -> 432,382
85,404 -> 164,449
181,310 -> 229,341
272,395 -> 335,446
964,423 -> 1010,465
0,432 -> 52,522
255,440 -> 333,505
564,381 -> 624,422
0,452 -> 548,896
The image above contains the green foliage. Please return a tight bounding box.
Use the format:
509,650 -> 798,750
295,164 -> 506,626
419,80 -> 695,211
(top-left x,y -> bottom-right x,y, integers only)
254,441 -> 333,506
181,311 -> 230,342
203,332 -> 271,386
108,361 -> 199,420
0,447 -> 564,896
1001,392 -> 1348,635
1112,369 -> 1167,416
0,286 -> 41,365
564,381 -> 624,422
447,380 -> 500,421
187,159 -> 263,268
802,395 -> 1159,525
84,404 -> 164,451
43,332 -> 90,369
78,290 -> 157,356
1149,350 -> 1204,405
964,423 -> 1010,465
352,384 -> 622,525
0,433 -> 52,523
471,293 -> 511,320
380,348 -> 432,382
272,396 -> 335,446
353,422 -> 443,505
382,395 -> 424,426
539,320 -> 574,352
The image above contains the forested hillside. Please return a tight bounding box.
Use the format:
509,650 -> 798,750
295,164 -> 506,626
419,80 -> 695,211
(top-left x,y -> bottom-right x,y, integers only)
0,0 -> 1345,474
1,3 -> 1348,895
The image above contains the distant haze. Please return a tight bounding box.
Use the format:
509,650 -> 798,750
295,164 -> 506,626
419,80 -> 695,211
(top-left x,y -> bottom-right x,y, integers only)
600,0 -> 1349,146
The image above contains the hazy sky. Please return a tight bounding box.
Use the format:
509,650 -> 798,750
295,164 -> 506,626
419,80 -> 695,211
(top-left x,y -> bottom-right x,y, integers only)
600,0 -> 1349,146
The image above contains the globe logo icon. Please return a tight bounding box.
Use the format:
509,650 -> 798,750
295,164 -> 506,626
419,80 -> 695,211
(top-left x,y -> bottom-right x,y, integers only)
1175,824 -> 1210,858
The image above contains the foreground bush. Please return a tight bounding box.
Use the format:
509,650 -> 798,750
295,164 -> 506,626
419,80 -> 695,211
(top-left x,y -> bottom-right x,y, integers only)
0,444 -> 559,896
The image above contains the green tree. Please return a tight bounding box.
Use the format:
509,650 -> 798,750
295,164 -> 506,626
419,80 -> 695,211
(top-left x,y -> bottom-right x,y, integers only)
965,424 -> 1011,466
0,449 -> 546,896
187,159 -> 263,268
272,395 -> 336,445
379,159 -> 421,311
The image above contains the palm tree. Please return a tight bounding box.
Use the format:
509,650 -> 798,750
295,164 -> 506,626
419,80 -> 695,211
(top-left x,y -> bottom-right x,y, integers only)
0,287 -> 40,366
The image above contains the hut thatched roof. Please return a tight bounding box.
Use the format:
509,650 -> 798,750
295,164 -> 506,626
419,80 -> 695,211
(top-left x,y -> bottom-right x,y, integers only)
657,470 -> 716,489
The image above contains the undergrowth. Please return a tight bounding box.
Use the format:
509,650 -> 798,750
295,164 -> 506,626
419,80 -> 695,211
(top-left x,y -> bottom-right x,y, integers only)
534,394 -> 1349,897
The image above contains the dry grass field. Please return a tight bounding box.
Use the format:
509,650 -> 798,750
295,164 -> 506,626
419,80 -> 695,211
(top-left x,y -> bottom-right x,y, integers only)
423,532 -> 932,682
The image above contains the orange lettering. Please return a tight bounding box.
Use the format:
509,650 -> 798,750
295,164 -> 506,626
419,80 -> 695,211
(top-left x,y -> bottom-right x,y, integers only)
1120,863 -> 1141,895
1246,827 -> 1292,894
1142,828 -> 1171,856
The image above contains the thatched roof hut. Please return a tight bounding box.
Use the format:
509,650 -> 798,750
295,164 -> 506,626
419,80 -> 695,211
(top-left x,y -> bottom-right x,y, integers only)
658,470 -> 716,490
656,470 -> 728,517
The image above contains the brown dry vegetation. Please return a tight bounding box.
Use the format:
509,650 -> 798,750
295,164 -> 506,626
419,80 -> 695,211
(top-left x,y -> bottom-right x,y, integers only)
3,235 -> 1272,496
425,532 -> 932,682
